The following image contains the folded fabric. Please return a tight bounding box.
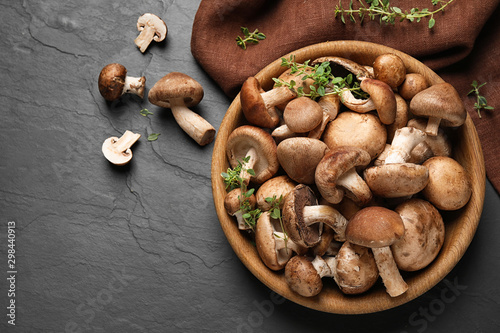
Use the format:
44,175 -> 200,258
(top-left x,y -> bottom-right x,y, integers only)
191,0 -> 500,194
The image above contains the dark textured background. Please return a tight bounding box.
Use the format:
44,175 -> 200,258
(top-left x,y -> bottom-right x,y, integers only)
0,1 -> 499,332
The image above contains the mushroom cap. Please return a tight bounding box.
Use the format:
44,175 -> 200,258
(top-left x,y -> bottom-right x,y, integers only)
240,76 -> 280,128
318,94 -> 340,120
148,72 -> 204,108
137,13 -> 167,41
98,63 -> 127,101
311,56 -> 373,79
392,199 -> 445,271
386,93 -> 409,143
255,175 -> 297,211
360,78 -> 397,125
407,117 -> 452,159
283,97 -> 323,133
372,53 -> 406,89
255,212 -> 294,271
282,184 -> 322,248
346,206 -> 405,248
323,111 -> 387,160
315,146 -> 372,205
398,73 -> 429,100
364,163 -> 429,198
277,137 -> 329,184
333,241 -> 379,294
226,125 -> 279,184
422,156 -> 472,210
224,188 -> 256,215
410,82 -> 467,127
275,66 -> 315,96
285,255 -> 324,297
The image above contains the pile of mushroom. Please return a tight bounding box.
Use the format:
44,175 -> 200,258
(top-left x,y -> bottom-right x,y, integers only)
222,52 -> 472,298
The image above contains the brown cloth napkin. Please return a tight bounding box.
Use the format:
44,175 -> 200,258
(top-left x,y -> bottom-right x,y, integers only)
191,0 -> 500,194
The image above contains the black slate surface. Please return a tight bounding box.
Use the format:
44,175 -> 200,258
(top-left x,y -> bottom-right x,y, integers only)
1,1 -> 499,332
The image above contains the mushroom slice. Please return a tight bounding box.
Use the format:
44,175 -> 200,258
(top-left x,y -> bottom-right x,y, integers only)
422,156 -> 472,210
148,72 -> 215,146
255,211 -> 306,271
98,63 -> 145,101
134,13 -> 167,53
346,206 -> 408,297
409,82 -> 466,136
315,146 -> 372,206
284,255 -> 336,297
240,76 -> 296,128
102,130 -> 141,166
283,184 -> 349,248
224,188 -> 256,230
226,125 -> 279,185
392,199 -> 445,271
255,175 -> 297,211
333,241 -> 379,295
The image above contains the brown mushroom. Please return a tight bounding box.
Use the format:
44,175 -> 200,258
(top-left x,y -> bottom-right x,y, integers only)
226,125 -> 279,185
406,118 -> 452,164
409,82 -> 467,136
224,188 -> 257,230
148,72 -> 215,146
98,63 -> 145,101
346,206 -> 408,297
283,97 -> 324,133
399,73 -> 429,100
421,156 -> 472,210
359,78 -> 397,125
364,163 -> 429,198
102,130 -> 141,166
255,175 -> 297,211
372,53 -> 406,90
315,146 -> 373,206
317,94 -> 340,120
285,255 -> 336,297
240,76 -> 296,128
134,13 -> 167,53
392,199 -> 445,271
386,94 -> 409,142
311,56 -> 373,79
277,137 -> 329,184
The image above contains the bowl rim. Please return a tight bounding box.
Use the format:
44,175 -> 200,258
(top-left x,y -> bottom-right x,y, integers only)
211,40 -> 486,314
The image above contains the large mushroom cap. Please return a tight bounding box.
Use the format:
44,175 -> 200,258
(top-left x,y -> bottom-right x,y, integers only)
277,137 -> 329,184
392,199 -> 445,271
98,63 -> 127,101
148,72 -> 204,108
346,206 -> 405,248
255,175 -> 297,211
364,163 -> 429,198
226,125 -> 279,184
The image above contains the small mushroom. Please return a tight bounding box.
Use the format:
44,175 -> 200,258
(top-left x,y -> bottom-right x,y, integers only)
421,156 -> 472,210
315,146 -> 373,206
226,125 -> 279,185
283,97 -> 324,133
382,127 -> 428,164
283,184 -> 349,248
148,72 -> 216,146
102,130 -> 141,165
134,13 -> 167,53
323,111 -> 387,160
240,76 -> 296,128
98,63 -> 145,101
277,137 -> 329,184
359,78 -> 397,125
255,211 -> 306,271
284,255 -> 336,297
392,199 -> 445,271
406,117 -> 452,164
398,73 -> 429,100
333,241 -> 379,295
372,53 -> 406,90
346,206 -> 408,297
255,175 -> 297,211
224,188 -> 256,230
386,94 -> 409,143
409,82 -> 467,136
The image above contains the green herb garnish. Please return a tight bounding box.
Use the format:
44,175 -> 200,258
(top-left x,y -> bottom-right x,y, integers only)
468,81 -> 494,118
147,133 -> 161,141
236,27 -> 266,50
140,108 -> 153,116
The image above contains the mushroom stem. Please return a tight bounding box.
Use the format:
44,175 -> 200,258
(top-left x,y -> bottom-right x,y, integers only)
384,127 -> 427,164
274,231 -> 303,256
169,99 -> 216,146
233,210 -> 248,230
239,147 -> 258,185
114,130 -> 141,153
340,88 -> 376,112
135,25 -> 157,53
261,86 -> 296,109
425,117 -> 441,136
311,255 -> 336,278
271,124 -> 297,142
123,76 -> 146,98
336,167 -> 373,206
302,205 -> 348,241
371,246 -> 408,297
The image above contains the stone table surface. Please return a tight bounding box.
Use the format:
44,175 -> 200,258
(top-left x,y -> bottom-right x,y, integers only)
1,1 -> 499,332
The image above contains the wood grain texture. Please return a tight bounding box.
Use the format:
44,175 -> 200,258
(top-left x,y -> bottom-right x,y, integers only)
211,41 -> 486,314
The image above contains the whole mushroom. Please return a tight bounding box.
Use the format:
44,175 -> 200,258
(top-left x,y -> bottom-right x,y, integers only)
224,188 -> 257,231
98,63 -> 145,101
148,72 -> 216,146
372,53 -> 406,90
134,13 -> 167,53
284,255 -> 336,297
255,175 -> 297,211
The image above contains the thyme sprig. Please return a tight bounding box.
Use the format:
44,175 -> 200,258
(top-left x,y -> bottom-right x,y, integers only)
236,27 -> 266,50
468,81 -> 494,118
266,195 -> 289,252
335,0 -> 455,29
273,55 -> 368,100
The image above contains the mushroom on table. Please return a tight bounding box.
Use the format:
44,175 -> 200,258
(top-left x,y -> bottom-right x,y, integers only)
98,63 -> 145,101
148,72 -> 216,146
102,130 -> 141,166
134,13 -> 167,53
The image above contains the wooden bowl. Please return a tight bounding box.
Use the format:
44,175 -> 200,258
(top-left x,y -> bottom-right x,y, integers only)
211,41 -> 486,314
